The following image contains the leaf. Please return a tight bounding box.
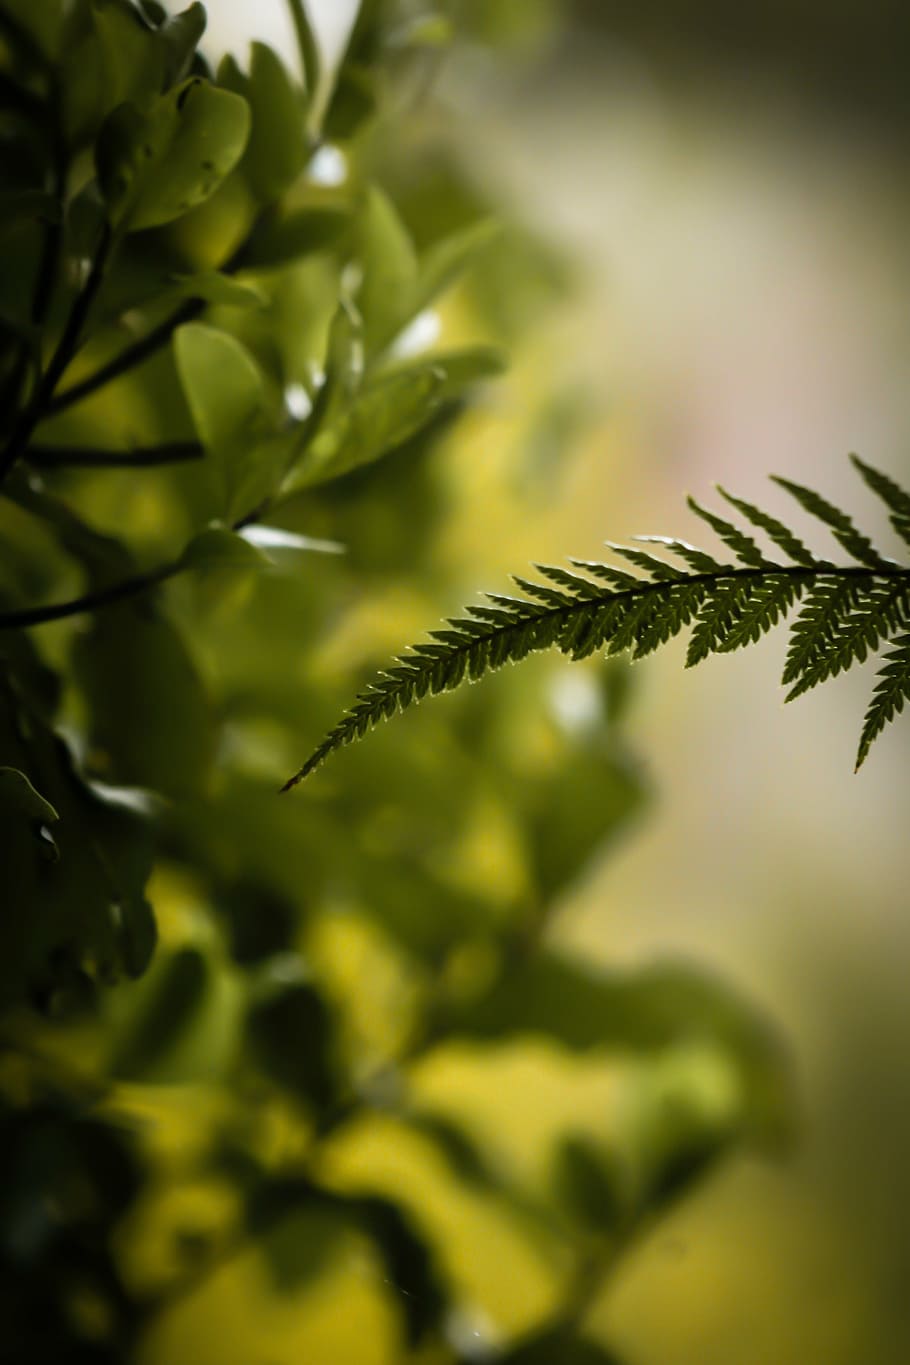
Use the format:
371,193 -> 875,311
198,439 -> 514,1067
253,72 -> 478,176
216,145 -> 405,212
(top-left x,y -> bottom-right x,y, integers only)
856,632 -> 910,769
850,453 -> 910,549
349,1195 -> 448,1347
717,486 -> 819,566
772,475 -> 889,568
246,960 -> 337,1109
243,199 -> 352,267
552,1134 -> 627,1233
0,640 -> 156,1005
0,766 -> 59,826
109,945 -> 209,1079
173,321 -> 272,514
181,526 -> 271,574
242,41 -> 307,202
72,603 -> 216,798
450,953 -> 790,1142
282,366 -> 443,493
286,0 -> 321,98
413,218 -> 500,315
96,77 -> 250,232
686,496 -> 773,568
166,270 -> 267,309
355,186 -> 419,356
157,2 -> 207,88
245,1178 -> 345,1291
386,345 -> 508,401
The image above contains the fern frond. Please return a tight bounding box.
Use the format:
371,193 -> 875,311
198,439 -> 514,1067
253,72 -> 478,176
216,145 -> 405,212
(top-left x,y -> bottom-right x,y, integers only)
856,634 -> 910,770
850,454 -> 910,549
771,475 -> 890,567
716,488 -> 820,567
283,461 -> 910,789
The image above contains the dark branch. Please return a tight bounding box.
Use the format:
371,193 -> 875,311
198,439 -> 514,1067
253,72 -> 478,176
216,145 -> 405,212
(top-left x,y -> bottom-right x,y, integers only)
29,440 -> 203,469
44,296 -> 204,417
0,221 -> 112,485
0,562 -> 179,629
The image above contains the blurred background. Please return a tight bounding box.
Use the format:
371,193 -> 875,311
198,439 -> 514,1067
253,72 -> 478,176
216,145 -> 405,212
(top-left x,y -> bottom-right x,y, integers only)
216,2 -> 910,1360
189,0 -> 910,1359
5,1 -> 910,1362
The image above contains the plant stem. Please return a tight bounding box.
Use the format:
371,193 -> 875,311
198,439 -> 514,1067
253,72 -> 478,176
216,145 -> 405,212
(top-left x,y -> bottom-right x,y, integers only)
44,296 -> 204,417
0,221 -> 112,486
0,500 -> 271,631
29,440 -> 203,469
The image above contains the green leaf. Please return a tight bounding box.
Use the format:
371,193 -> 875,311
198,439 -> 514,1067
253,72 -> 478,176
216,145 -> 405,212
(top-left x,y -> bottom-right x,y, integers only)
717,486 -> 819,567
0,640 -> 156,1004
349,1195 -> 447,1347
242,41 -> 307,202
686,496 -> 773,568
552,1134 -> 627,1233
0,766 -> 59,825
386,345 -> 508,401
850,453 -> 910,549
414,218 -> 500,314
167,270 -> 267,309
772,475 -> 889,568
856,632 -> 910,770
157,2 -> 207,88
322,63 -> 377,141
96,77 -> 250,232
283,366 -> 443,493
286,0 -> 321,99
247,960 -> 337,1109
243,198 -> 351,267
73,603 -> 216,798
110,946 -> 209,1079
356,186 -> 419,356
181,526 -> 271,574
451,953 -> 790,1142
173,321 -> 272,514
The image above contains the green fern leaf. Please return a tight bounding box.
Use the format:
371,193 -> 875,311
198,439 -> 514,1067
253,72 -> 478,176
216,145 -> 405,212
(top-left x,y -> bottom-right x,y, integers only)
850,454 -> 910,549
771,476 -> 889,568
716,488 -> 820,567
715,574 -> 804,654
782,576 -> 873,692
856,633 -> 910,769
785,580 -> 908,702
283,461 -> 910,788
685,497 -> 774,568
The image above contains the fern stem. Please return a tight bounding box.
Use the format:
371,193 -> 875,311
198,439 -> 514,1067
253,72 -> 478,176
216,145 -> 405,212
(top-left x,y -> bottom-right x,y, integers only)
283,561 -> 910,789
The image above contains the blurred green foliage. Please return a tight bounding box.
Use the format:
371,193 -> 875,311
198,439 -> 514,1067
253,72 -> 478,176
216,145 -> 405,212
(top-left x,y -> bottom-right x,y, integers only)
0,2 -> 790,1361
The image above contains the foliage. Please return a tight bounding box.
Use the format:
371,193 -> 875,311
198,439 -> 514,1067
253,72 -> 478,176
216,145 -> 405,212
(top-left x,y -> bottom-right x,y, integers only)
290,458 -> 910,785
0,2 -> 794,1362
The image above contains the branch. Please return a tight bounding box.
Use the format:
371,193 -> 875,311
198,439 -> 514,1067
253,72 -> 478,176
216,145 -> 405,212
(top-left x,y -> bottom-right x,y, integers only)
0,498 -> 272,631
0,221 -> 112,485
29,440 -> 203,469
43,296 -> 204,417
0,562 -> 180,629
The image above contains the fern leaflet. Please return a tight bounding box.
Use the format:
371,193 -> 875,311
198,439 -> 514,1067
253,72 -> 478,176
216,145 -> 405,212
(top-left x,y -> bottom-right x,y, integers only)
283,460 -> 910,788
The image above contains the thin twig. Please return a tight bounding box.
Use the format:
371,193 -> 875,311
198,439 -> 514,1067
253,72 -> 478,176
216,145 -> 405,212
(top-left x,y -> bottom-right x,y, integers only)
29,440 -> 203,469
0,221 -> 113,485
44,296 -> 205,417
